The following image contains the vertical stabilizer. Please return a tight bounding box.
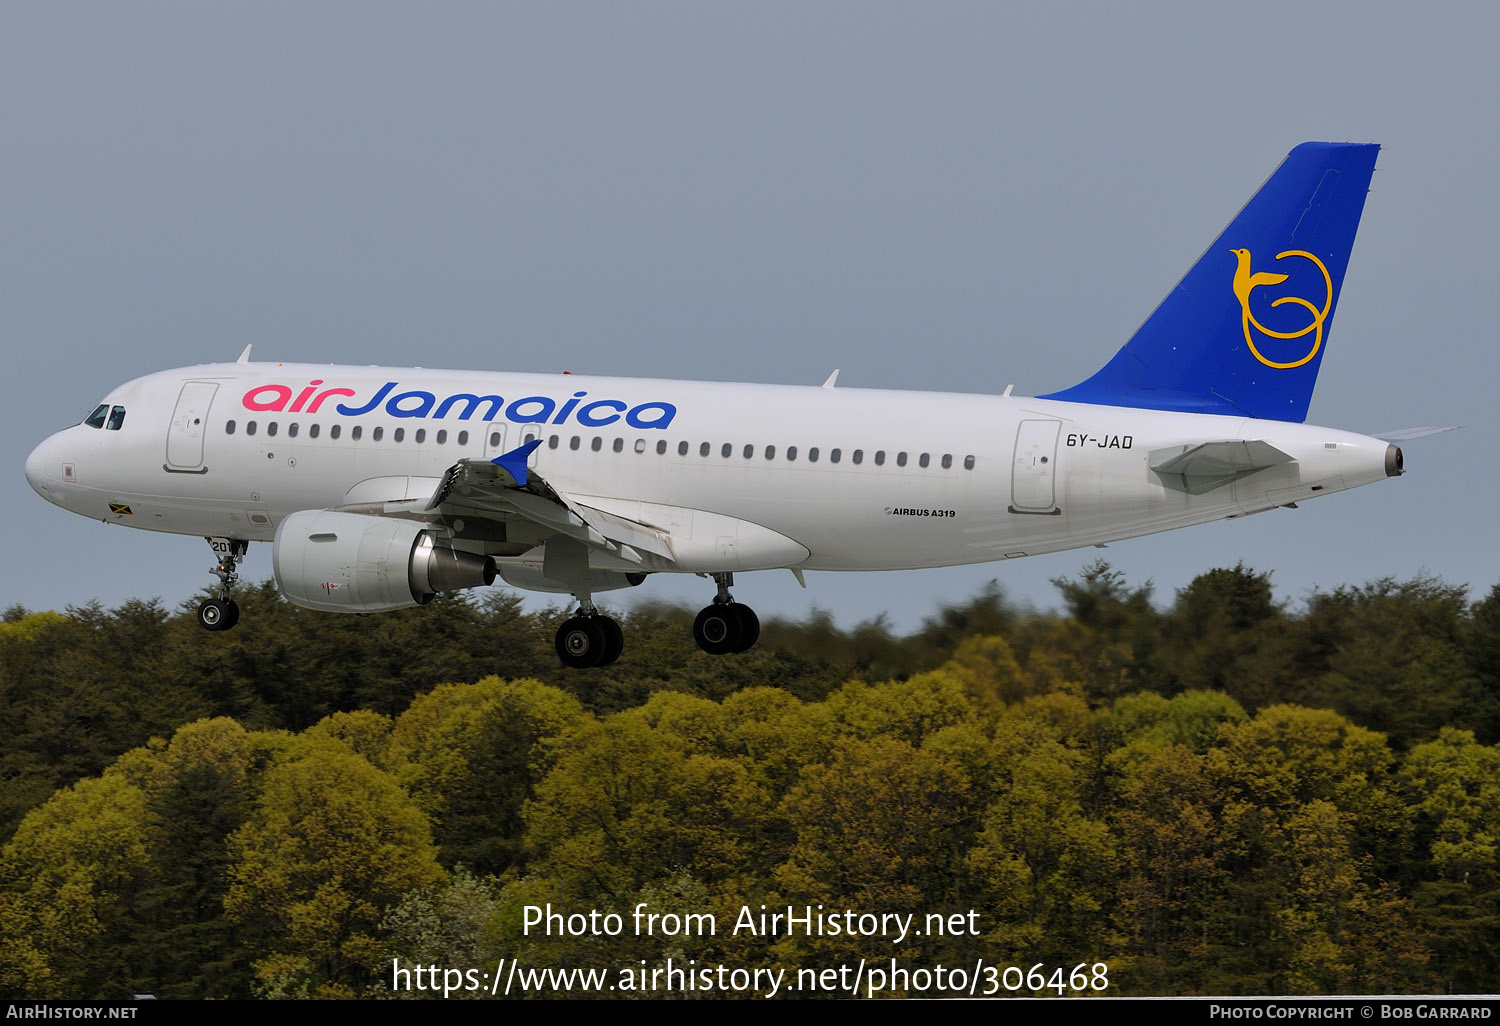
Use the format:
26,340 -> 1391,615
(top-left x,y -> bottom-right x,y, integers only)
1040,142 -> 1379,422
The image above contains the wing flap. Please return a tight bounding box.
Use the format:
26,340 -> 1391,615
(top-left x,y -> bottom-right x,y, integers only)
573,501 -> 675,560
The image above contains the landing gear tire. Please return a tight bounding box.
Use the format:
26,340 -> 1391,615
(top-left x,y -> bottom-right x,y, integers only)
597,616 -> 624,667
694,603 -> 744,655
729,602 -> 759,652
197,597 -> 237,632
556,616 -> 607,669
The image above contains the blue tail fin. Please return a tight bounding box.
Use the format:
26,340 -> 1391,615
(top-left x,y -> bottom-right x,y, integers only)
1039,142 -> 1379,422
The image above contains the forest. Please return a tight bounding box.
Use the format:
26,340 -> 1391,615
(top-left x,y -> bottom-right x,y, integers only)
2,562 -> 1499,998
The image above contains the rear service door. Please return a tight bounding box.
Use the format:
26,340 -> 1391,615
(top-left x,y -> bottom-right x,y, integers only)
1010,419 -> 1061,514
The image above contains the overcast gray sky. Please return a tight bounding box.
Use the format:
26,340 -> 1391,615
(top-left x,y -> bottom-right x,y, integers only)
5,2 -> 1495,629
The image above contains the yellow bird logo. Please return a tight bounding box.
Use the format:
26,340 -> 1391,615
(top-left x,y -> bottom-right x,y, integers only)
1230,248 -> 1332,369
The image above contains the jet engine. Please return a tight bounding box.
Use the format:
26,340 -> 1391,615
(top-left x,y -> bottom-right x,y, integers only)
273,510 -> 495,613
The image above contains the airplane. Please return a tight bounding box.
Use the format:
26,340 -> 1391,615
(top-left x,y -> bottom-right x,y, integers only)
27,142 -> 1409,669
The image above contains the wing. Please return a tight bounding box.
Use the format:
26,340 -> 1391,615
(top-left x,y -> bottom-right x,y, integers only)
334,440 -> 808,584
420,440 -> 672,566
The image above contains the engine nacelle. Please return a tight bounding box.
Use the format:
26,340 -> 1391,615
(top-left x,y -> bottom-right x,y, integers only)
496,564 -> 646,594
273,510 -> 495,613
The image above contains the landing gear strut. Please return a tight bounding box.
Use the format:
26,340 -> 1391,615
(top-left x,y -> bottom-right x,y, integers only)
693,572 -> 760,655
554,599 -> 624,669
198,537 -> 247,632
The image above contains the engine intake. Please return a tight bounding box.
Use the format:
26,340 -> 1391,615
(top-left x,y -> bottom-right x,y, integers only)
273,510 -> 495,613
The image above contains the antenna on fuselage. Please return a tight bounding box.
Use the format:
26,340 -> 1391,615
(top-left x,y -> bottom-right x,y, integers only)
236,345 -> 253,364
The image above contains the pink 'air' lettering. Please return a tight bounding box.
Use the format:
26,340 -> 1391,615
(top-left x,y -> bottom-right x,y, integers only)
243,382 -> 355,413
289,380 -> 323,413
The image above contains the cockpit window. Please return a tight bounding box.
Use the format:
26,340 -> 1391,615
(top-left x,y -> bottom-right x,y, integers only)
106,406 -> 126,431
84,404 -> 109,429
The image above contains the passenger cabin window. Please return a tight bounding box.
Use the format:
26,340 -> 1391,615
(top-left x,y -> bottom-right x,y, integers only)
458,431 -> 469,446
591,437 -> 602,452
246,421 -> 258,436
225,420 -> 236,435
288,423 -> 299,438
394,428 -> 404,442
964,455 -> 975,470
352,426 -> 363,441
436,430 -> 447,444
84,404 -> 109,429
267,422 -> 278,437
330,425 -> 341,439
310,424 -> 320,438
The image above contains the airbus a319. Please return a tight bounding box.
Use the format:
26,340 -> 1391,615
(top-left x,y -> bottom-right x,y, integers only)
27,143 -> 1412,668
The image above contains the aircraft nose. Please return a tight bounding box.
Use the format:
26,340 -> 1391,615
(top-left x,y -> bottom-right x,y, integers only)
25,436 -> 55,497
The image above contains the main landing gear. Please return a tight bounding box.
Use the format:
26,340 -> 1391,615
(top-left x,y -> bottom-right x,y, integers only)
552,572 -> 762,668
692,572 -> 760,655
555,602 -> 625,669
198,537 -> 247,632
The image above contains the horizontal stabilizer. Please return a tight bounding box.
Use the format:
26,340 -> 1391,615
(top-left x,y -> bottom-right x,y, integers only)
1150,440 -> 1294,494
1374,425 -> 1461,442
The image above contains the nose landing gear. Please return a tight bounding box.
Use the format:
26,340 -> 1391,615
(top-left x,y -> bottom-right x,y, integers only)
198,537 -> 247,632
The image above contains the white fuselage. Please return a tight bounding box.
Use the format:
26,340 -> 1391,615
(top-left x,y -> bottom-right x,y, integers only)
26,362 -> 1396,580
